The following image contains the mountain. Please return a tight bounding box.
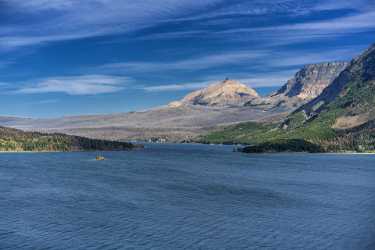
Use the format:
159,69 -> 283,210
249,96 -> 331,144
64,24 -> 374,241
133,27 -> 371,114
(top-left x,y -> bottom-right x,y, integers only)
0,79 -> 285,142
273,62 -> 349,100
249,62 -> 348,109
201,43 -> 375,152
296,46 -> 375,123
0,126 -> 135,152
284,43 -> 375,149
0,61 -> 354,144
0,62 -> 352,143
169,79 -> 260,107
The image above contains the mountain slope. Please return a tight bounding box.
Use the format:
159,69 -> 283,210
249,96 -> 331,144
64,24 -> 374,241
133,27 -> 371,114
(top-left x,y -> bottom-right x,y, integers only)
288,44 -> 375,129
0,126 -> 135,152
0,62 -> 354,144
249,62 -> 348,109
273,62 -> 348,100
297,46 -> 375,119
282,43 -> 375,151
170,79 -> 260,107
201,44 -> 375,152
0,80 -> 284,142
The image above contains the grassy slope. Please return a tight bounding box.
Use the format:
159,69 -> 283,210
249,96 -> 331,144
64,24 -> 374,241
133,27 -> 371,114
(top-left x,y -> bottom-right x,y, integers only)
199,45 -> 375,152
199,109 -> 341,146
200,83 -> 375,152
0,126 -> 135,152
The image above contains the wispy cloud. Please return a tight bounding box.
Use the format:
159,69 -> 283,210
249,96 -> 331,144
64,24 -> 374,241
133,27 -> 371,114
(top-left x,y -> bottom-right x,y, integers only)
314,0 -> 373,11
131,1 -> 375,48
214,9 -> 375,45
266,47 -> 361,68
0,0 -> 223,49
142,82 -> 210,92
141,70 -> 297,93
102,50 -> 266,72
99,45 -> 358,78
0,60 -> 14,69
0,0 -> 373,53
162,0 -> 317,23
272,11 -> 375,32
3,0 -> 371,50
30,99 -> 60,105
17,75 -> 131,95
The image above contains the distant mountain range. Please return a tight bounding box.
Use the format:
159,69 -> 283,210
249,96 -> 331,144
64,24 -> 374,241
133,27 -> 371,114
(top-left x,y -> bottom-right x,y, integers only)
0,57 -> 355,143
201,43 -> 375,153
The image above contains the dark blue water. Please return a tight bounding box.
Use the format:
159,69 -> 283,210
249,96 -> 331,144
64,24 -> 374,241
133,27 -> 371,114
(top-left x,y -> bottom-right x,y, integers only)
0,144 -> 374,250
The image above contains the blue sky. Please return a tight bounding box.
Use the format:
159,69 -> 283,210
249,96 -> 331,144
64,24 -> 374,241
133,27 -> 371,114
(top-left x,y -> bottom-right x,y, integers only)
0,0 -> 374,117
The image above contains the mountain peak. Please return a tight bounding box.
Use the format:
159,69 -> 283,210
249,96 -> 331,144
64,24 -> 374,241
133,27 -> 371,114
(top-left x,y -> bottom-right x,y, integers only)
300,43 -> 375,117
170,79 -> 260,107
272,61 -> 349,101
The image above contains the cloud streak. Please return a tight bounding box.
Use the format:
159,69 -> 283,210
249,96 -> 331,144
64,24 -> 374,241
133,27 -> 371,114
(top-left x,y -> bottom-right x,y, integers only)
134,1 -> 375,48
17,75 -> 131,95
102,50 -> 267,72
142,82 -> 211,92
0,0 -> 223,49
142,70 -> 297,93
3,0 -> 373,50
100,46 -> 359,76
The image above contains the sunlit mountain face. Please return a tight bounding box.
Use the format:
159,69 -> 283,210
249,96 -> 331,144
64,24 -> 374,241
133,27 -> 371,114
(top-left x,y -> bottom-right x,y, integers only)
0,0 -> 374,117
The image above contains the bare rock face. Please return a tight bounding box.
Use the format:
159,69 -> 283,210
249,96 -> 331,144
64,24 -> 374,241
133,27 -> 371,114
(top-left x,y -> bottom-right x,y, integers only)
169,79 -> 260,107
273,62 -> 349,101
248,62 -> 349,110
300,43 -> 375,118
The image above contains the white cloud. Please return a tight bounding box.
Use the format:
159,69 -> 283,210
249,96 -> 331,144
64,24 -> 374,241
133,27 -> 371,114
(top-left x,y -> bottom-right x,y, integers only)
141,70 -> 297,93
0,0 -> 223,49
17,75 -> 131,95
31,99 -> 60,105
133,3 -> 375,48
142,82 -> 211,92
102,50 -> 266,72
99,45 -> 359,78
217,10 -> 375,44
265,47 -> 361,68
275,11 -> 375,32
314,0 -> 373,11
10,0 -> 75,11
205,71 -> 298,88
0,60 -> 14,69
0,0 -> 373,51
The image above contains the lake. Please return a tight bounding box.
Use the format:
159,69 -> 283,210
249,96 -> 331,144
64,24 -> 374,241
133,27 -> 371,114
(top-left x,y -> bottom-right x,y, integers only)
0,144 -> 374,249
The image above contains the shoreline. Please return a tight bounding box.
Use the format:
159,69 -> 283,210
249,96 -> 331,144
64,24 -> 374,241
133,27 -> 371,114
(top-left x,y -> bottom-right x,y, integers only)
0,143 -> 374,154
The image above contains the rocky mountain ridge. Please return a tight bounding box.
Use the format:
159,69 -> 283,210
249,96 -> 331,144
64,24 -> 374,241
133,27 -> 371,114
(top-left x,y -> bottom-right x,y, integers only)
249,62 -> 349,110
294,43 -> 375,129
0,58 -> 357,143
273,62 -> 349,100
169,79 -> 260,108
201,43 -> 375,152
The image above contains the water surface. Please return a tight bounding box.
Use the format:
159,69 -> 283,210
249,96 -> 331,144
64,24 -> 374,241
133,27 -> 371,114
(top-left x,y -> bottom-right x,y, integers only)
0,144 -> 374,249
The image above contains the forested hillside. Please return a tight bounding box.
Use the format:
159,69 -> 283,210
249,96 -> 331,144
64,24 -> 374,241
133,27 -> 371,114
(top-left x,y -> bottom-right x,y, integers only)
0,126 -> 134,152
200,44 -> 375,153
